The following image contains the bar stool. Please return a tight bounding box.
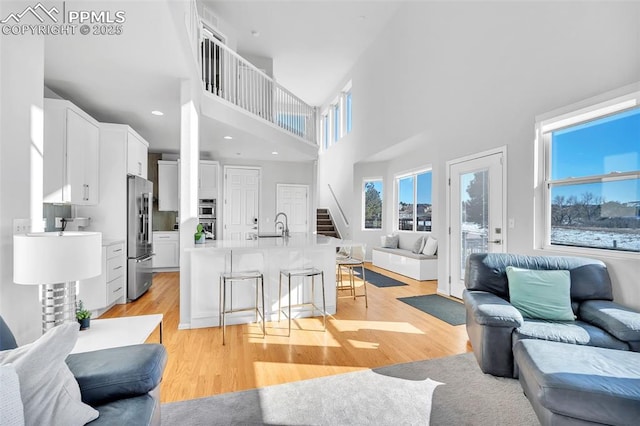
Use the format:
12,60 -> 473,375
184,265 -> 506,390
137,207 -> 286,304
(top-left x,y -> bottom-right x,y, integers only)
336,244 -> 368,307
219,251 -> 265,345
278,267 -> 326,336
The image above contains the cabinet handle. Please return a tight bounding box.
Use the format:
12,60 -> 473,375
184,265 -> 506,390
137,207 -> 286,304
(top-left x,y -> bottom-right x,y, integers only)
113,265 -> 123,270
113,248 -> 122,253
113,287 -> 122,293
158,236 -> 170,239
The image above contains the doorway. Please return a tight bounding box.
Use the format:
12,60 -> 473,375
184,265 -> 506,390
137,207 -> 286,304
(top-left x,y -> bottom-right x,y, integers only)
276,184 -> 309,234
448,149 -> 506,298
223,166 -> 260,240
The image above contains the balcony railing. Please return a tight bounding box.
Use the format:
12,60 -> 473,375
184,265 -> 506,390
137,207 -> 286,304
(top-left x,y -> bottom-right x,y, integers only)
200,37 -> 316,143
185,2 -> 316,144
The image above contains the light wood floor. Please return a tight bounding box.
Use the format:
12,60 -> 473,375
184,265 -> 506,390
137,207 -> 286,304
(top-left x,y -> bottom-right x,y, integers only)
101,263 -> 471,403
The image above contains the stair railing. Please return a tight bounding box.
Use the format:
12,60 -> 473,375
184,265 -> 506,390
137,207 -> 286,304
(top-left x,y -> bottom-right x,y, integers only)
328,184 -> 349,228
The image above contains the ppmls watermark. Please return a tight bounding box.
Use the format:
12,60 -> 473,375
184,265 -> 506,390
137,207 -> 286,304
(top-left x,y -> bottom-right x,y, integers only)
1,2 -> 126,36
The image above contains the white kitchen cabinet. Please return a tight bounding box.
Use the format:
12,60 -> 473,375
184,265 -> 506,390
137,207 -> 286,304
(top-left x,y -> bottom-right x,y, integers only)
152,231 -> 179,268
44,99 -> 100,205
79,240 -> 126,315
199,160 -> 218,199
158,160 -> 178,211
127,130 -> 148,178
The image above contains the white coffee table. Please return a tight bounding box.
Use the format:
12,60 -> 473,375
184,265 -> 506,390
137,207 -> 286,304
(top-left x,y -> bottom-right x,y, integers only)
71,314 -> 163,354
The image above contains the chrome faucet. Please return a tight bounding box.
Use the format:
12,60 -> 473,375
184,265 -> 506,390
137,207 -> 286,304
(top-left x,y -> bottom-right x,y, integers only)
274,212 -> 290,237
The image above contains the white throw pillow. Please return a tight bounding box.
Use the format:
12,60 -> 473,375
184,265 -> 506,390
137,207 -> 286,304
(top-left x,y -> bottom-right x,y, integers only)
0,364 -> 24,426
422,236 -> 438,255
0,323 -> 99,426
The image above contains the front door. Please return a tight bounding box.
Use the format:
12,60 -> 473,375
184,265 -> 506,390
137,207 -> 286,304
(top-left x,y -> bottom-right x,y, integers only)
449,151 -> 505,298
276,184 -> 309,234
224,167 -> 260,240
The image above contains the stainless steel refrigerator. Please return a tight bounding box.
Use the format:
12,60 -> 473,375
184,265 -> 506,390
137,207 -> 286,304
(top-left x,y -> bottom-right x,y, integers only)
127,175 -> 154,300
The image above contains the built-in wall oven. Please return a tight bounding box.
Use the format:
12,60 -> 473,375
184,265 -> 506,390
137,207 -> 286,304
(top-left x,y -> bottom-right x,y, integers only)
198,199 -> 216,239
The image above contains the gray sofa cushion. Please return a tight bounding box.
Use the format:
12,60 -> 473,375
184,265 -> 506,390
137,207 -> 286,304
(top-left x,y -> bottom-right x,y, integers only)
465,253 -> 613,302
89,393 -> 159,426
66,344 -> 167,406
514,339 -> 640,425
580,300 -> 640,343
372,247 -> 437,260
463,290 -> 523,327
513,319 -> 629,351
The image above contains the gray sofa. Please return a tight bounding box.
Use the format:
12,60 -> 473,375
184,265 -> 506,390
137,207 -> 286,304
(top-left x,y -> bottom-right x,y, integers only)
463,253 -> 640,378
0,315 -> 167,425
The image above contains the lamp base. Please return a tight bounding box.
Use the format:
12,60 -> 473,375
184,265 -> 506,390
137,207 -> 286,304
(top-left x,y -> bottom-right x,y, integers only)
41,281 -> 76,333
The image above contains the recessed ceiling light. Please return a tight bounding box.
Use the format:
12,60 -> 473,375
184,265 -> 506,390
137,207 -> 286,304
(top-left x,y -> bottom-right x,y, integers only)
235,152 -> 241,156
224,136 -> 233,140
271,151 -> 278,155
151,110 -> 164,116
251,30 -> 260,37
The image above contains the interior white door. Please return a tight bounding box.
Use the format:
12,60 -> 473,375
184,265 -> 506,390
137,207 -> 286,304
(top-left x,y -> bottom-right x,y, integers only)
224,167 -> 260,240
449,151 -> 505,299
276,184 -> 309,234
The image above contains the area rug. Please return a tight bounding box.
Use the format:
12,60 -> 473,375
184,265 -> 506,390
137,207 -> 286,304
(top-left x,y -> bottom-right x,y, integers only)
161,353 -> 537,425
398,294 -> 466,326
360,268 -> 407,287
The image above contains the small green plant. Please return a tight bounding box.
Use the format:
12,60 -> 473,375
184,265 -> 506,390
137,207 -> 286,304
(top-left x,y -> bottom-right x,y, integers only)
76,300 -> 91,320
194,223 -> 204,243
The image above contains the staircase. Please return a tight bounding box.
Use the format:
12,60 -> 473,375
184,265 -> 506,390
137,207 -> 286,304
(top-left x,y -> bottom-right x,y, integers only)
317,208 -> 340,238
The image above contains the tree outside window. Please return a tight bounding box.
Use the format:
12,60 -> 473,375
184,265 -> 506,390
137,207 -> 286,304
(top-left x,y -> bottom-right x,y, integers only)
363,180 -> 383,229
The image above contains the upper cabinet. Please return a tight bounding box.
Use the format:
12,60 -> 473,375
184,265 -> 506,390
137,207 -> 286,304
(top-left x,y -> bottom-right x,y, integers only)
127,131 -> 148,178
199,160 -> 218,199
44,99 -> 100,205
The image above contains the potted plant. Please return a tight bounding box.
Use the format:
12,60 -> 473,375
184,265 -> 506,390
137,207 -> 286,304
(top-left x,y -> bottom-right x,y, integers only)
76,300 -> 91,330
194,223 -> 205,244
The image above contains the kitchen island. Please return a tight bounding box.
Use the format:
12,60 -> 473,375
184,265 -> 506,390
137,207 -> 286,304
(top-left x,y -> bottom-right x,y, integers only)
186,234 -> 340,329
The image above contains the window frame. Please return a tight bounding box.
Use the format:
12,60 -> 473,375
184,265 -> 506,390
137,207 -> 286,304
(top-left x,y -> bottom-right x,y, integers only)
394,167 -> 433,233
536,85 -> 640,258
362,178 -> 383,231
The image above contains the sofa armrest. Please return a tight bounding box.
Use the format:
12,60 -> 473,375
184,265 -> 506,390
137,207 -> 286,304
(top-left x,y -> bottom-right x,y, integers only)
463,290 -> 523,328
66,344 -> 167,406
580,300 -> 640,344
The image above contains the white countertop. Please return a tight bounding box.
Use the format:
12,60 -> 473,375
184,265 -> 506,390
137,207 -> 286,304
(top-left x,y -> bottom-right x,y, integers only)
187,234 -> 340,251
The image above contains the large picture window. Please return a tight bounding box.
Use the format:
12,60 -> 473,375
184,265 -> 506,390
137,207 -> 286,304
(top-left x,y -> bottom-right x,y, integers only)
397,170 -> 432,232
363,179 -> 383,229
541,95 -> 640,253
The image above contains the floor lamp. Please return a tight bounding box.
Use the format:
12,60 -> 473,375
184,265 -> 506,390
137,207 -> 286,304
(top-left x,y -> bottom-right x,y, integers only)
14,231 -> 102,333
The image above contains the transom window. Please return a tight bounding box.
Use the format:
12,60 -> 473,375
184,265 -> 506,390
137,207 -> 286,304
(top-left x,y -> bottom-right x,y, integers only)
396,169 -> 432,232
320,81 -> 352,151
540,92 -> 640,253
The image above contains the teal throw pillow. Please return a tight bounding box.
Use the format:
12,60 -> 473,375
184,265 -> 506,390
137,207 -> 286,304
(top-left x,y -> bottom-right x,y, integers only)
506,266 -> 575,321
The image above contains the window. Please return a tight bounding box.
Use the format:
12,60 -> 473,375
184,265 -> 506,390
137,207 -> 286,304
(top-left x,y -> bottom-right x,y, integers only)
363,179 -> 383,229
319,81 -> 352,150
333,103 -> 341,143
397,170 -> 432,232
540,92 -> 640,253
321,113 -> 329,150
345,90 -> 352,134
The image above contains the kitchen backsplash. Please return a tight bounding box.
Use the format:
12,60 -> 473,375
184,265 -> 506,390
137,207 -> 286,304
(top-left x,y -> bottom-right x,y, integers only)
43,203 -> 71,231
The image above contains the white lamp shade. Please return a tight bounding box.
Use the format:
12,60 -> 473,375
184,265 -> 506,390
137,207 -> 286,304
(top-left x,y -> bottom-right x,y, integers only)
13,232 -> 102,284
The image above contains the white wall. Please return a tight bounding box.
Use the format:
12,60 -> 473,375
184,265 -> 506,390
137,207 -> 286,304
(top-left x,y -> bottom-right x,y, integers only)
217,157 -> 315,234
0,24 -> 45,343
318,1 -> 640,308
